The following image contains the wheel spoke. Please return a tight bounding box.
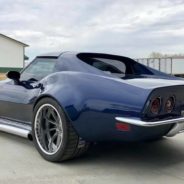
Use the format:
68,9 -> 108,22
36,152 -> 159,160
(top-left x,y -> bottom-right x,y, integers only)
41,108 -> 48,120
50,109 -> 58,121
39,129 -> 48,150
48,119 -> 57,126
43,108 -> 58,126
49,127 -> 57,132
56,132 -> 62,147
48,132 -> 58,152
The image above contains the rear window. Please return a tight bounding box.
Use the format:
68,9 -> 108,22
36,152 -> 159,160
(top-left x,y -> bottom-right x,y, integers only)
77,53 -> 129,77
92,58 -> 126,74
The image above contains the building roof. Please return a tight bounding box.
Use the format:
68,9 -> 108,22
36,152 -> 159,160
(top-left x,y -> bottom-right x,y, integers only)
0,34 -> 29,47
169,56 -> 184,59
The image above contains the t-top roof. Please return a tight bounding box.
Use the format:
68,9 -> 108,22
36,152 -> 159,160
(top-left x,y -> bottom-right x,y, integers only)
0,34 -> 29,47
37,52 -> 63,58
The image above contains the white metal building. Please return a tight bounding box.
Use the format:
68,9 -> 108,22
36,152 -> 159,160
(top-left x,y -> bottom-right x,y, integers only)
136,57 -> 184,76
0,34 -> 28,72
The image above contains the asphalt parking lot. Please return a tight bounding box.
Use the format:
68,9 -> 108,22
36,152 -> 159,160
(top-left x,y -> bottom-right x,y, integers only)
1,133 -> 184,184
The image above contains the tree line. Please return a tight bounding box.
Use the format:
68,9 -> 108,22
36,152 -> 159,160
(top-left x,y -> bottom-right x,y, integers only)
149,52 -> 184,58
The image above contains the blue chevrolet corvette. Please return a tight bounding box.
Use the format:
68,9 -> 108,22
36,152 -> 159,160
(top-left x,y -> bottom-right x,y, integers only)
0,51 -> 184,162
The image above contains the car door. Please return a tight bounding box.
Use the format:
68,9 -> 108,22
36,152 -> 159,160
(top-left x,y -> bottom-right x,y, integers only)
0,57 -> 57,123
0,80 -> 37,123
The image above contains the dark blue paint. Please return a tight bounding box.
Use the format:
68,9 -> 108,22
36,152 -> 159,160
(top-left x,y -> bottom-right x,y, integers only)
0,52 -> 183,141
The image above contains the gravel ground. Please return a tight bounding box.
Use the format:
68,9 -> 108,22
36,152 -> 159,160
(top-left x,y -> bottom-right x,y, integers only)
0,73 -> 6,80
0,132 -> 184,184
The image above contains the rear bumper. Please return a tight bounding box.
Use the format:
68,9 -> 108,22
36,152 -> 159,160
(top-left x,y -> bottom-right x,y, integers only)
115,116 -> 184,137
115,117 -> 184,127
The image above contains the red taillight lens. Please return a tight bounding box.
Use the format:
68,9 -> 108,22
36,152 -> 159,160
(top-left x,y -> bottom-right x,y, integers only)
150,98 -> 161,115
116,122 -> 131,132
165,96 -> 175,113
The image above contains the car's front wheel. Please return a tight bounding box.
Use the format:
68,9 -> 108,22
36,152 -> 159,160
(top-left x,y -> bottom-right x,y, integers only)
32,98 -> 89,162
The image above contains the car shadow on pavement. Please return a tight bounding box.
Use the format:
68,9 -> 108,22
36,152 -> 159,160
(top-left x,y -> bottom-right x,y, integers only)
1,132 -> 184,172
63,137 -> 184,171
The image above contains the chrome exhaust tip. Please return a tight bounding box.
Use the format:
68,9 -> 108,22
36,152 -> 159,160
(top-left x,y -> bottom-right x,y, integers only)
28,132 -> 33,141
166,123 -> 184,137
0,122 -> 32,140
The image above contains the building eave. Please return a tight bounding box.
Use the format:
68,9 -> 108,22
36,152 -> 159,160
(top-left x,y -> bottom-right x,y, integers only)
0,34 -> 29,47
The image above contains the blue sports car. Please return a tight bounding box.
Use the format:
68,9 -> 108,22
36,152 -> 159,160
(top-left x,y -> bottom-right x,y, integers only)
0,51 -> 184,162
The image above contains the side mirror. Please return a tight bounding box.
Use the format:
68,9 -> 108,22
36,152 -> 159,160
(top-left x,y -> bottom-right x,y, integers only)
6,71 -> 20,81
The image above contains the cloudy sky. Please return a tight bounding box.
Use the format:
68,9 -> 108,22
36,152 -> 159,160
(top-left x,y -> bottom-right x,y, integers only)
1,0 -> 184,60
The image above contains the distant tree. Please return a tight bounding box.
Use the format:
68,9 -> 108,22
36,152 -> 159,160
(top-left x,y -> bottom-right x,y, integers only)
149,52 -> 163,58
149,52 -> 184,58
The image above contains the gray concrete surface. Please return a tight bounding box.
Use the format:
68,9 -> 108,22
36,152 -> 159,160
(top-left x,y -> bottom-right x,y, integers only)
1,132 -> 184,184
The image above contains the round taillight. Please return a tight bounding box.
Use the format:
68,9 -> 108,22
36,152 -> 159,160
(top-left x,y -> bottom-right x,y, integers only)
165,96 -> 175,113
150,98 -> 161,115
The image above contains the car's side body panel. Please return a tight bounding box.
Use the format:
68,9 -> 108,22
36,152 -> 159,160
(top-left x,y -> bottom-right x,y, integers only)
0,52 -> 184,141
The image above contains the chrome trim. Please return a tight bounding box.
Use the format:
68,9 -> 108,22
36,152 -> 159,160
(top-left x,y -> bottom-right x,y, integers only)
115,117 -> 184,127
0,118 -> 31,139
166,123 -> 184,137
0,124 -> 30,138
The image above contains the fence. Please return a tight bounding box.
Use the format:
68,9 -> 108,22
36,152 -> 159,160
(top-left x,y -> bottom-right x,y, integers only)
135,58 -> 184,75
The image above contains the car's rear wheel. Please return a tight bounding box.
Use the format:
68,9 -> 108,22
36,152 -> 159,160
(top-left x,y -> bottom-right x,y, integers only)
32,98 -> 89,162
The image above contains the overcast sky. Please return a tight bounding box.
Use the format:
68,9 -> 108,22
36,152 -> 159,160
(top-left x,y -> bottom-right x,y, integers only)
1,0 -> 184,60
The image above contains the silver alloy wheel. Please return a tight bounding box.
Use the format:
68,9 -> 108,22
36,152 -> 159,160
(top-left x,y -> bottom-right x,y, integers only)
34,104 -> 63,155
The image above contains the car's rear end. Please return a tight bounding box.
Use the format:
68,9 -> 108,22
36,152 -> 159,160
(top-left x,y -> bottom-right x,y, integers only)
116,83 -> 184,140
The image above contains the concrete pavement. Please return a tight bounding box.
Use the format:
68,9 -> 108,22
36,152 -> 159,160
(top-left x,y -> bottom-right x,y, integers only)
0,132 -> 184,184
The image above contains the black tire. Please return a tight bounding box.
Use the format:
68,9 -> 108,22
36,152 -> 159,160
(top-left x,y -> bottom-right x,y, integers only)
32,97 -> 89,162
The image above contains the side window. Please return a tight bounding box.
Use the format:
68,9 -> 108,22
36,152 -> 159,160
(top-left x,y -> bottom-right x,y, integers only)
20,58 -> 56,81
